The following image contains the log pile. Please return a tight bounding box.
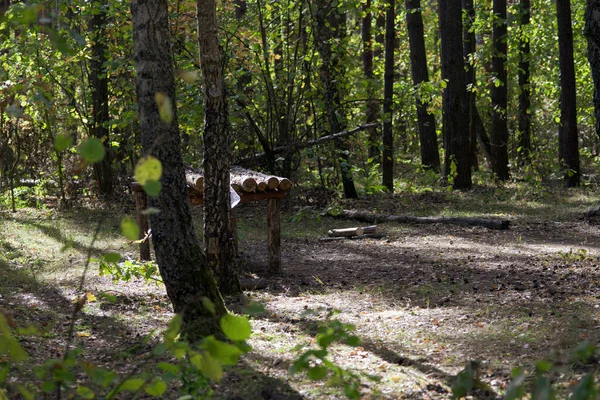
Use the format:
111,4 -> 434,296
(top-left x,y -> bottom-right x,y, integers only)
183,166 -> 292,200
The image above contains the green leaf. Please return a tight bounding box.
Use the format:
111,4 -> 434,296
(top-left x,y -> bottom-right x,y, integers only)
157,362 -> 180,374
572,341 -> 596,364
307,366 -> 328,380
0,364 -> 8,384
571,373 -> 596,400
120,217 -> 140,241
134,156 -> 162,185
41,380 -> 56,393
17,385 -> 35,400
343,382 -> 361,399
203,336 -> 243,365
504,367 -> 526,400
76,386 -> 95,399
145,379 -> 167,397
345,335 -> 361,347
48,29 -> 74,55
220,314 -> 252,341
84,366 -> 117,388
531,376 -> 552,400
177,70 -> 199,83
199,353 -> 223,382
120,378 -> 145,392
451,363 -> 474,399
7,337 -> 28,362
143,180 -> 162,197
54,134 -> 73,152
165,316 -> 182,342
202,297 -> 216,315
155,92 -> 173,123
103,253 -> 121,263
153,343 -> 167,356
535,360 -> 553,374
242,302 -> 265,316
78,138 -> 105,164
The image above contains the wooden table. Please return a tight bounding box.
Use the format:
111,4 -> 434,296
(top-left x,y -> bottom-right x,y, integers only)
131,168 -> 292,275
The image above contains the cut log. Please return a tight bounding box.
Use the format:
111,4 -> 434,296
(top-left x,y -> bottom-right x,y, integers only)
185,167 -> 204,192
278,178 -> 292,191
362,225 -> 377,234
338,210 -> 510,230
328,227 -> 365,237
231,167 -> 280,190
230,173 -> 257,192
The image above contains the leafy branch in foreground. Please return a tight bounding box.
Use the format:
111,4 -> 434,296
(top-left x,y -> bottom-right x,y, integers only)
291,311 -> 381,399
451,341 -> 600,399
0,301 -> 253,399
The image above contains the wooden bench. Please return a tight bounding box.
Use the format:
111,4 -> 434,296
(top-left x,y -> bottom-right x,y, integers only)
131,167 -> 292,274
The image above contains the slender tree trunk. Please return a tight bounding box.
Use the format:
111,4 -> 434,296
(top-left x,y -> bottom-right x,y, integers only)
585,0 -> 600,142
131,0 -> 226,341
314,0 -> 358,198
557,0 -> 580,187
234,0 -> 247,19
463,0 -> 478,169
518,0 -> 532,161
406,0 -> 440,170
363,0 -> 380,164
197,0 -> 241,294
89,0 -> 113,196
439,0 -> 471,189
491,0 -> 509,180
382,0 -> 395,191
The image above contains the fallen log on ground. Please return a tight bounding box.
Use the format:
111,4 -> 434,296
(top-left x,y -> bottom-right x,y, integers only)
338,210 -> 510,230
327,225 -> 377,237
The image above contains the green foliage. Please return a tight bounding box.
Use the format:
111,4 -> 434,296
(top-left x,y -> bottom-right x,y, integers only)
0,304 -> 253,399
452,343 -> 600,399
291,311 -> 379,399
98,258 -> 162,284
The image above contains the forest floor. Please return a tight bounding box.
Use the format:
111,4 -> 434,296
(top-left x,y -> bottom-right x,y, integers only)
2,181 -> 600,399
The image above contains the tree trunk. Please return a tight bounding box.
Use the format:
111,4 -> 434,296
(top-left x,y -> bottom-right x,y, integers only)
88,0 -> 113,196
313,0 -> 358,198
439,0 -> 471,189
406,0 -> 440,170
363,0 -> 380,164
585,0 -> 600,142
463,0 -> 478,170
518,0 -> 532,162
382,0 -> 395,191
197,0 -> 242,295
557,0 -> 580,187
491,0 -> 509,180
131,0 -> 226,341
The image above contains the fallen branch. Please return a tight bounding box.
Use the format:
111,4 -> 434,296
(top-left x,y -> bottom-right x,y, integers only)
338,210 -> 510,230
238,123 -> 379,163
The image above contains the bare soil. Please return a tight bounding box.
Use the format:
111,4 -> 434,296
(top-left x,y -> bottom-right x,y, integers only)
2,187 -> 600,399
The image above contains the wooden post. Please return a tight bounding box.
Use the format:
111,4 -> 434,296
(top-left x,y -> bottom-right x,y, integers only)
134,189 -> 151,261
267,198 -> 281,274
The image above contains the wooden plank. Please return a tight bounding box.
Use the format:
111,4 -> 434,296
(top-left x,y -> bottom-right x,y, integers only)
267,198 -> 281,275
188,190 -> 287,205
